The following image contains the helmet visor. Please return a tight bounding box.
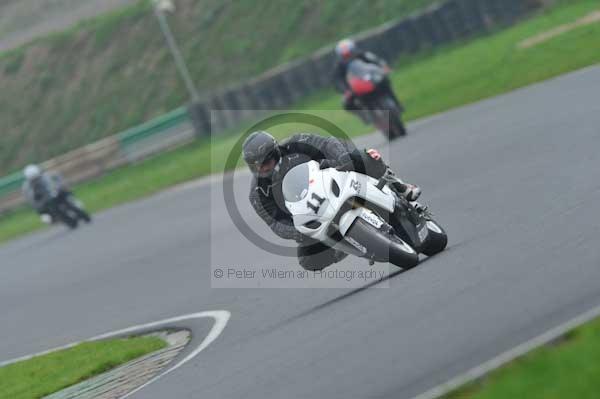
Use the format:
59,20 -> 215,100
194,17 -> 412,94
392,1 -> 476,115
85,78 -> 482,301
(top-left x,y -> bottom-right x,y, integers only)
249,150 -> 280,178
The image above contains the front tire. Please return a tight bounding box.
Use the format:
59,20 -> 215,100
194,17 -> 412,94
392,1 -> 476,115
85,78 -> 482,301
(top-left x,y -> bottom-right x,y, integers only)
390,113 -> 406,138
73,206 -> 91,223
375,96 -> 406,139
421,220 -> 448,256
65,197 -> 92,223
345,218 -> 419,269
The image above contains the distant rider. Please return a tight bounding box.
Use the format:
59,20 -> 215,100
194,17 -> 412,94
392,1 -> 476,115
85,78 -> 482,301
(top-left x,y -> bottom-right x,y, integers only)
243,130 -> 421,271
22,164 -> 76,224
332,38 -> 398,121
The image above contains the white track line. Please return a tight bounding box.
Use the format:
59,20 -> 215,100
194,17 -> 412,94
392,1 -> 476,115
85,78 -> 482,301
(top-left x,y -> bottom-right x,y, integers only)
0,310 -> 231,397
119,310 -> 231,398
412,303 -> 600,399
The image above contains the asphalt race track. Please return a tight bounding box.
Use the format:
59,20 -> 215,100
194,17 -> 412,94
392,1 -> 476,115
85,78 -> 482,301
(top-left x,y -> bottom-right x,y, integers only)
1,66 -> 600,399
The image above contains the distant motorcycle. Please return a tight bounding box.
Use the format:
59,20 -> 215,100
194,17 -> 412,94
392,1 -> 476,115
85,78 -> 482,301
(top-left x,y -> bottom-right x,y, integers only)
283,161 -> 447,269
346,59 -> 406,139
40,188 -> 91,229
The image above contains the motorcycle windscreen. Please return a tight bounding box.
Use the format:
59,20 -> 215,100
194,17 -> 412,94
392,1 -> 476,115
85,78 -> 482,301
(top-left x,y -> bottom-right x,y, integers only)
282,163 -> 309,203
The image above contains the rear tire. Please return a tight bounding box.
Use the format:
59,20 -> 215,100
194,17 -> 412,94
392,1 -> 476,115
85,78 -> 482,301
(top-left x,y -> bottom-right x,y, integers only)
421,220 -> 448,256
345,218 -> 419,269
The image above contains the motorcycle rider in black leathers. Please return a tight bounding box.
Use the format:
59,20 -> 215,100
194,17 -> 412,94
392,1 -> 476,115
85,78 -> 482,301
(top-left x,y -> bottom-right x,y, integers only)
243,130 -> 421,271
21,164 -> 90,225
332,38 -> 399,122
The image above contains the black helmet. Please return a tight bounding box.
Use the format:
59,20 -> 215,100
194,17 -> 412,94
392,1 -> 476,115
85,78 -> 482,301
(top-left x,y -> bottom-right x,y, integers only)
242,131 -> 281,178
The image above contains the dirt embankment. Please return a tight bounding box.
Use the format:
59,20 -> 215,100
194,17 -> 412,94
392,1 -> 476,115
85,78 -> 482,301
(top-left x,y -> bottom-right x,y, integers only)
0,0 -> 136,53
0,0 -> 433,175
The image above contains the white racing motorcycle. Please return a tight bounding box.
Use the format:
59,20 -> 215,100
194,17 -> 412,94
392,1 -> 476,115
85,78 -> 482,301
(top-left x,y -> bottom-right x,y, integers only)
282,161 -> 447,269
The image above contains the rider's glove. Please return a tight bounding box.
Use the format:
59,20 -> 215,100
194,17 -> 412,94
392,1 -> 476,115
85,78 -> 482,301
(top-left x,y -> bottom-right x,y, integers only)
400,184 -> 422,202
366,148 -> 382,161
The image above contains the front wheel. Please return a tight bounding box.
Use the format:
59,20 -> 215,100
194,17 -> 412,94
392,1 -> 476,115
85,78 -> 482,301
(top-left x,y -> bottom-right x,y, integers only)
73,206 -> 91,223
420,219 -> 448,256
345,218 -> 419,269
389,113 -> 406,138
65,196 -> 92,223
374,96 -> 406,140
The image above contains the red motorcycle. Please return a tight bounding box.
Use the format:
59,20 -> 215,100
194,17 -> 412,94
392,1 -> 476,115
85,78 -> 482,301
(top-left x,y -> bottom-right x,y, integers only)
346,59 -> 406,139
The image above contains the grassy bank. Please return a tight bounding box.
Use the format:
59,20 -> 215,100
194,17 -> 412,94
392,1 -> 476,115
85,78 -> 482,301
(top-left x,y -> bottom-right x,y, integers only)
444,315 -> 600,399
1,0 -> 599,244
0,0 -> 435,175
0,336 -> 166,399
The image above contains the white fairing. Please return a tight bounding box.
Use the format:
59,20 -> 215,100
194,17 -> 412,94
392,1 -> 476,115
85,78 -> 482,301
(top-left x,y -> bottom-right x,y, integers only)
283,161 -> 395,243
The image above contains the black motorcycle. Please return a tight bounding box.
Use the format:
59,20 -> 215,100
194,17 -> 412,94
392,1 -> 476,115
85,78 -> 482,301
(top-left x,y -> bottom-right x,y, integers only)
41,190 -> 91,229
345,59 -> 407,139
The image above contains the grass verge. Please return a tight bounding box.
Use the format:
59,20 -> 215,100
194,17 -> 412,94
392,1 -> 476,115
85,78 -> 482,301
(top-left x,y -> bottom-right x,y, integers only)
0,336 -> 166,399
0,0 -> 599,244
443,315 -> 600,399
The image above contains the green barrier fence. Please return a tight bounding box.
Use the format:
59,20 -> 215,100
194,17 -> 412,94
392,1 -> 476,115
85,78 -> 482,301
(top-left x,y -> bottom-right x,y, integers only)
0,106 -> 191,201
118,106 -> 189,148
0,172 -> 24,198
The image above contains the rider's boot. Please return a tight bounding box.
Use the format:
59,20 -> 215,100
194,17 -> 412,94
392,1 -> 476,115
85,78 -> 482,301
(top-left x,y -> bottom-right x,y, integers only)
410,201 -> 428,214
383,169 -> 421,201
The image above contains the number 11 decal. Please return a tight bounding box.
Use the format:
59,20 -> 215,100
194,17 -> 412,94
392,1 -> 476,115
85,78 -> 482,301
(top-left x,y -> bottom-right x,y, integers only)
307,193 -> 325,214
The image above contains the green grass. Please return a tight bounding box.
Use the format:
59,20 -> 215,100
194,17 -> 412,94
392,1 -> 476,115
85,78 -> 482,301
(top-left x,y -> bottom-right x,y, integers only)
444,316 -> 600,399
1,0 -> 599,243
0,0 -> 436,175
0,336 -> 166,399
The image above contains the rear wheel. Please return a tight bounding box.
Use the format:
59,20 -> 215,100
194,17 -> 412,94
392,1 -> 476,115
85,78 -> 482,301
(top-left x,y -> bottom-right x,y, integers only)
345,218 -> 419,269
421,220 -> 448,256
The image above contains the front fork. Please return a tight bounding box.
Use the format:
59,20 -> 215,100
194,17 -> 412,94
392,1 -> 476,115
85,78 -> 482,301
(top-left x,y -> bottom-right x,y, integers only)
374,174 -> 431,249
